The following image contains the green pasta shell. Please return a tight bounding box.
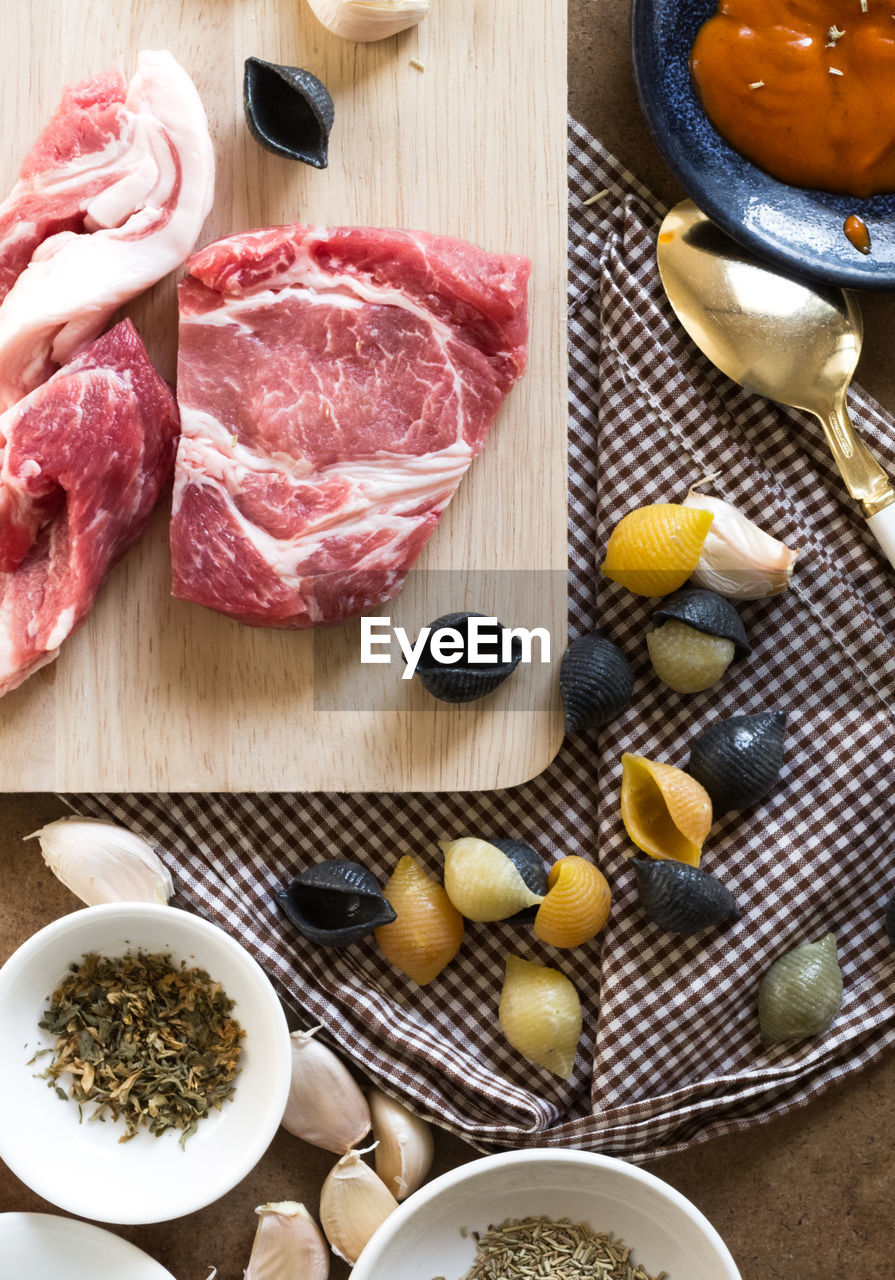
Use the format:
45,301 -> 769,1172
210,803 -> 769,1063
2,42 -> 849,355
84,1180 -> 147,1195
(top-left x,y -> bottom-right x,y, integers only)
758,933 -> 843,1045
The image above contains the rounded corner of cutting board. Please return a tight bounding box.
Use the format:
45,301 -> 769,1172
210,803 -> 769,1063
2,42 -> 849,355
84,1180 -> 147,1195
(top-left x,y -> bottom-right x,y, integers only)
471,715 -> 567,794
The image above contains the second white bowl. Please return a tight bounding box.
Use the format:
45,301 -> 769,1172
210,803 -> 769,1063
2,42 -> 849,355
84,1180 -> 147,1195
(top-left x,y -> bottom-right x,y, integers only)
352,1148 -> 742,1280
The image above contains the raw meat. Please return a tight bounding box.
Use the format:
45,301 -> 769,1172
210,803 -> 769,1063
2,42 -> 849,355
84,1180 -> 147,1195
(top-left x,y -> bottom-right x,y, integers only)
171,224 -> 530,627
0,319 -> 179,697
0,50 -> 214,411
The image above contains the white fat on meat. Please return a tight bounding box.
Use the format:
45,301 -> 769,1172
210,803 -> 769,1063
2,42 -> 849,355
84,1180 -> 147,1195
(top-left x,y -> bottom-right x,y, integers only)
0,50 -> 214,410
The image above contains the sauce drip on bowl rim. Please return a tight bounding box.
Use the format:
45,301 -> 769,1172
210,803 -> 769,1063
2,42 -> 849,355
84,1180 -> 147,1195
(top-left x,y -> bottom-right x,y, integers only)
844,212 -> 872,252
690,0 -> 895,198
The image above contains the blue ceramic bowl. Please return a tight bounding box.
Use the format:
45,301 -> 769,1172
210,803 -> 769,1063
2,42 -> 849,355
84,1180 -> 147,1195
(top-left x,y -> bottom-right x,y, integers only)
630,0 -> 895,289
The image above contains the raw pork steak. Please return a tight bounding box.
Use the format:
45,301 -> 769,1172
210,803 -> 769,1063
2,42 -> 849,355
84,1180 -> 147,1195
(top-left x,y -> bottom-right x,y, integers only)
0,320 -> 179,697
0,50 -> 213,410
171,225 -> 530,627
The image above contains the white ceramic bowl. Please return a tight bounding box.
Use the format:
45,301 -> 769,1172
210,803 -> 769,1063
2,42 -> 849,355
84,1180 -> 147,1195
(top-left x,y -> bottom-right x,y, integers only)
0,904 -> 291,1224
352,1149 -> 742,1280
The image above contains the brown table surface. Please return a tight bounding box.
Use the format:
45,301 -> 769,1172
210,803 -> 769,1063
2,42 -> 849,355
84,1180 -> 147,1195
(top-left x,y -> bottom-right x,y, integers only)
3,3 -> 895,1277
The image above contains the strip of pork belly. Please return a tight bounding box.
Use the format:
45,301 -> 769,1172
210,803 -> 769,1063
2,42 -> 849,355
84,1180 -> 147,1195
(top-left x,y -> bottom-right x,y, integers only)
0,320 -> 179,697
171,225 -> 530,627
0,50 -> 213,410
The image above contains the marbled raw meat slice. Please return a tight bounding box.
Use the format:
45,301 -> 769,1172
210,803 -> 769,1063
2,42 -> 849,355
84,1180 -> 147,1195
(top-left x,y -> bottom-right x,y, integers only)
0,49 -> 214,410
171,224 -> 530,627
0,319 -> 179,697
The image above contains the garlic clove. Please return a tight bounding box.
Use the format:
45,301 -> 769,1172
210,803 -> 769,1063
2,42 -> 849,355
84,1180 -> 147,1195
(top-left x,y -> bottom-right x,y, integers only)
683,485 -> 799,600
369,1087 -> 434,1201
245,1202 -> 330,1280
306,0 -> 429,43
281,1027 -> 371,1153
27,816 -> 174,906
319,1145 -> 399,1264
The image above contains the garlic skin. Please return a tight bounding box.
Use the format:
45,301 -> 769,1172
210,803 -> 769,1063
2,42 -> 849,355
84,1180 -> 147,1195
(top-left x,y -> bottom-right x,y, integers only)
281,1028 -> 372,1153
319,1146 -> 399,1264
683,487 -> 798,600
306,0 -> 429,42
245,1202 -> 329,1280
369,1087 -> 434,1201
28,817 -> 173,906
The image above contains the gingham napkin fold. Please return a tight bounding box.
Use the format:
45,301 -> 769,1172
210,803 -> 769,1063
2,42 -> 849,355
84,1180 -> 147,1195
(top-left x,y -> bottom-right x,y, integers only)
67,118 -> 895,1161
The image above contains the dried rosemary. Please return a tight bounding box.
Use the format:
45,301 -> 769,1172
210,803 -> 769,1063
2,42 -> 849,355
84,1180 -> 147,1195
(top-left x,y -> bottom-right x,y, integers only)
453,1216 -> 668,1280
36,950 -> 244,1147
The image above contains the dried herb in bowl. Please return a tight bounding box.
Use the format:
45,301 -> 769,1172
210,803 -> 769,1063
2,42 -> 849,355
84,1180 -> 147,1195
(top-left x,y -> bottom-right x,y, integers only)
35,950 -> 244,1146
454,1216 -> 667,1280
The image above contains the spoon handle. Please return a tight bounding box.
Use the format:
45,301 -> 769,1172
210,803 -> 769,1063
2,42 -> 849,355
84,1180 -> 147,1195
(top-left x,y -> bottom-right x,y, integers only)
865,505 -> 895,570
816,401 -> 895,565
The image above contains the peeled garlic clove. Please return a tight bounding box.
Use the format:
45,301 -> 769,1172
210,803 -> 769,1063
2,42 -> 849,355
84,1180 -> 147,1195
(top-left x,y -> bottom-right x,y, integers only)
306,0 -> 429,42
281,1028 -> 371,1153
498,954 -> 582,1080
369,1088 -> 434,1201
758,933 -> 843,1044
684,486 -> 799,600
245,1202 -> 329,1280
320,1146 -> 398,1264
28,816 -> 173,906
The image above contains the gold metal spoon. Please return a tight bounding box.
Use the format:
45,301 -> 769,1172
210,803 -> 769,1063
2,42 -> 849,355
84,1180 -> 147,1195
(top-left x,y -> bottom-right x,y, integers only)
657,199 -> 895,567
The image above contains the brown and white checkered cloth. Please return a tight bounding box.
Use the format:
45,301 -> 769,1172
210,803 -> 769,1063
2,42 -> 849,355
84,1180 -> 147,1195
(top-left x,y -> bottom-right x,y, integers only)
68,119 -> 895,1161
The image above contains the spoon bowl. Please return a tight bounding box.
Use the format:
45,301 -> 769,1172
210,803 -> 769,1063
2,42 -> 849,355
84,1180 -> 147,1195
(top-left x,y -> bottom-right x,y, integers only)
658,200 -> 895,566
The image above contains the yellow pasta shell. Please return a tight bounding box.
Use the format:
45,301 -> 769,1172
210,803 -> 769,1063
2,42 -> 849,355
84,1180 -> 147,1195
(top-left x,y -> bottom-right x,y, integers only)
498,955 -> 582,1080
374,856 -> 464,986
533,857 -> 611,949
620,753 -> 712,866
600,504 -> 714,597
440,837 -> 544,922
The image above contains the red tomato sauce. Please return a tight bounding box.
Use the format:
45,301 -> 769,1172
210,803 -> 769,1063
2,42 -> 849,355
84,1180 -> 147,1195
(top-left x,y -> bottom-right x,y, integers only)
690,0 -> 895,197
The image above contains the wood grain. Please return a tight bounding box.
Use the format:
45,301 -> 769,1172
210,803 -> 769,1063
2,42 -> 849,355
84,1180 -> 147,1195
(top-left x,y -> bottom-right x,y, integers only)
0,0 -> 568,792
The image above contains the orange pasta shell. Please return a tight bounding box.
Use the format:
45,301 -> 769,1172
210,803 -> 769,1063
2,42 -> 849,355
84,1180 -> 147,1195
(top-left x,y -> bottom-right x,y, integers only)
533,856 -> 611,949
374,855 -> 464,986
600,504 -> 713,597
620,753 -> 712,867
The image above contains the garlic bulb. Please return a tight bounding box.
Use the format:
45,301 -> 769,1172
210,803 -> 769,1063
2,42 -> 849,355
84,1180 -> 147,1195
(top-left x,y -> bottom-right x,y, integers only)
28,816 -> 173,906
306,0 -> 429,42
245,1202 -> 329,1280
683,485 -> 799,600
369,1088 -> 434,1200
320,1146 -> 398,1263
281,1028 -> 371,1153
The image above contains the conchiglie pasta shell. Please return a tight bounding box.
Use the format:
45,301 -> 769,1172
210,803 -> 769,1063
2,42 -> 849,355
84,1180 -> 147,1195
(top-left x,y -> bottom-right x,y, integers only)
374,856 -> 464,986
758,933 -> 843,1044
620,753 -> 712,866
600,504 -> 714,597
533,857 -> 611,948
498,954 -> 582,1080
440,838 -> 544,922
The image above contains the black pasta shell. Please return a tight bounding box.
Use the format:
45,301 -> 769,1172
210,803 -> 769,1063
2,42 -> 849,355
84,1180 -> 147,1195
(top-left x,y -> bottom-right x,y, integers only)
491,838 -> 549,921
886,890 -> 895,950
559,631 -> 634,735
414,611 -> 522,703
687,711 -> 787,813
244,57 -> 334,168
633,859 -> 742,934
276,859 -> 395,947
652,588 -> 751,660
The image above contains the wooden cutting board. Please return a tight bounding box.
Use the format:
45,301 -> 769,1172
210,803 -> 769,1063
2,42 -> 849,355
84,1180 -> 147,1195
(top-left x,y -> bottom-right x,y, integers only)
0,0 -> 568,792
